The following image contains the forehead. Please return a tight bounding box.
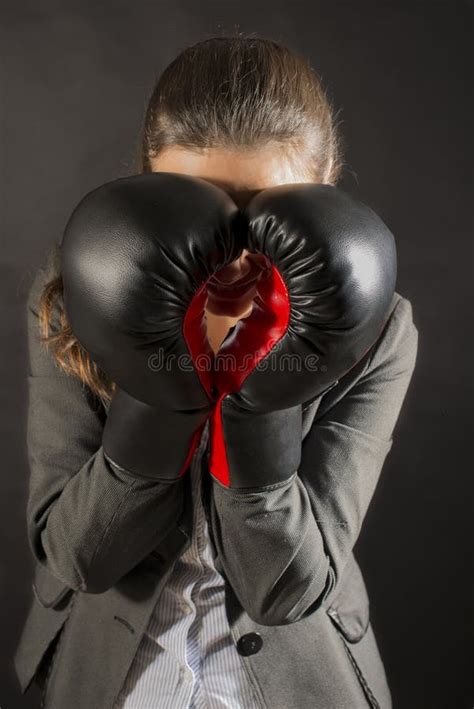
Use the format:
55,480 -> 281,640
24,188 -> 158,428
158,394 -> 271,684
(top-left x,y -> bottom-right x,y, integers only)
149,146 -> 304,197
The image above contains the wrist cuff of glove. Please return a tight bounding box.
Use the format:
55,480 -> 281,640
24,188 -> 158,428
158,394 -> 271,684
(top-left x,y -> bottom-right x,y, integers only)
209,397 -> 302,490
103,388 -> 209,482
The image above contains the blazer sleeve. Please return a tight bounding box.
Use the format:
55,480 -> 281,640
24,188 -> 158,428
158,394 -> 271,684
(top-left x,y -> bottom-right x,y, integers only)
25,245 -> 187,594
208,294 -> 419,626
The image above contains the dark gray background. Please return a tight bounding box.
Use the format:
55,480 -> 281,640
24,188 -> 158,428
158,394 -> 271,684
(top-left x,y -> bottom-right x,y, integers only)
1,1 -> 472,707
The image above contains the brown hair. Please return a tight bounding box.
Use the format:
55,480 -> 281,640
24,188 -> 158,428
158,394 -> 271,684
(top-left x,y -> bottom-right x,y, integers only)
37,33 -> 345,401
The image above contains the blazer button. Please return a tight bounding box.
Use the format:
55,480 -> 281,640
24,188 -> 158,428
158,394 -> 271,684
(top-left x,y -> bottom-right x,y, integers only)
236,632 -> 263,656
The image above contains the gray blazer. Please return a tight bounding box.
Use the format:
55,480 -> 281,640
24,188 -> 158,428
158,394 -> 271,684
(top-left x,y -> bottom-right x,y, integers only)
14,244 -> 418,708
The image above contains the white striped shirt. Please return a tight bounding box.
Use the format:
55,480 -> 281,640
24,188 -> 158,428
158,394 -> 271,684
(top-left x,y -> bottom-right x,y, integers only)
113,422 -> 261,708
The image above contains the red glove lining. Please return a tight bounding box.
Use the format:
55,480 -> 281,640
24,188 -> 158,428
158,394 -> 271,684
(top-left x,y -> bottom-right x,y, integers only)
209,264 -> 291,486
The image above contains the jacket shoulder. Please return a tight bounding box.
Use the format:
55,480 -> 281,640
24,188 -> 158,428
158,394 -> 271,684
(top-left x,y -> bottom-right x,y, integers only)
364,291 -> 419,375
25,242 -> 68,378
26,241 -> 61,319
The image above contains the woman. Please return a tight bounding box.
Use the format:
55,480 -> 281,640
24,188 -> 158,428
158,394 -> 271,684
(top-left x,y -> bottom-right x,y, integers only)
14,35 -> 418,708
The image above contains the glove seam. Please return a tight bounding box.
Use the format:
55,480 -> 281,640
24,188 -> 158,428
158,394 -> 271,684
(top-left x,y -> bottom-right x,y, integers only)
103,451 -> 185,484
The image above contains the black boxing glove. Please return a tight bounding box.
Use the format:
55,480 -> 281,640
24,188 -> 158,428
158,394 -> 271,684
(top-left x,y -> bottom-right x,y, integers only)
209,184 -> 397,489
61,172 -> 242,481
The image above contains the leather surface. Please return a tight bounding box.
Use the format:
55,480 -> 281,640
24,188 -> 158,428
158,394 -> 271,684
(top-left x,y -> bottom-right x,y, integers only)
225,183 -> 397,411
60,172 -> 243,478
61,171 -> 242,408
